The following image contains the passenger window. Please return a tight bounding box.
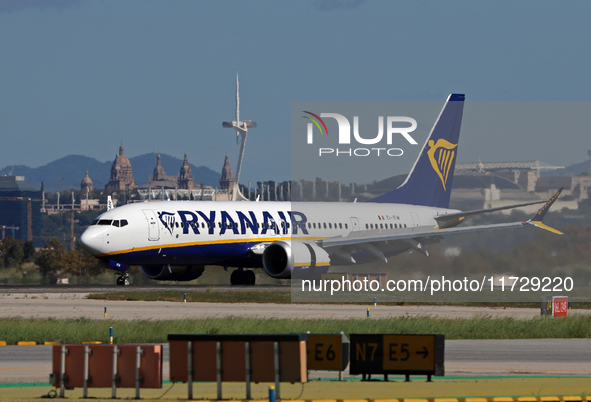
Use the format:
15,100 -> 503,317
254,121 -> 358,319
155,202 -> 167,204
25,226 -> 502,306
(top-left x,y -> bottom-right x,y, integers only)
329,223 -> 332,229
313,223 -> 316,229
345,224 -> 348,229
308,223 -> 312,229
323,223 -> 327,229
365,224 -> 368,229
404,224 -> 407,228
121,220 -> 128,227
339,223 -> 342,229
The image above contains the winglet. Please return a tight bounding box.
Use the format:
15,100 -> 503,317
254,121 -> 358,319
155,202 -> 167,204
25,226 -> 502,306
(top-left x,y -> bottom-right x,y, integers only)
525,188 -> 563,234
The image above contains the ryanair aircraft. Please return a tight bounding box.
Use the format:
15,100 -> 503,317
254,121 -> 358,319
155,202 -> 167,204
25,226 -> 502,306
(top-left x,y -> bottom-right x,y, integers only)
79,94 -> 563,286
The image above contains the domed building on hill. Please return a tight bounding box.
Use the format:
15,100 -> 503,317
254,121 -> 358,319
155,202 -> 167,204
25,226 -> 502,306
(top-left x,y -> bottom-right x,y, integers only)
80,171 -> 94,193
179,152 -> 195,190
105,144 -> 137,192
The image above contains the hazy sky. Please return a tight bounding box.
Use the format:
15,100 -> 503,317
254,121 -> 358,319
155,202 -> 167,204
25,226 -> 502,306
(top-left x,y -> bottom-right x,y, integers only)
1,0 -> 590,185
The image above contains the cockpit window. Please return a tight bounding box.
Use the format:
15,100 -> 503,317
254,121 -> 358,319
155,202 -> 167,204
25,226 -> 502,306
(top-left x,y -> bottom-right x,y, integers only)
112,220 -> 120,227
98,219 -> 113,225
92,219 -> 99,225
121,220 -> 128,227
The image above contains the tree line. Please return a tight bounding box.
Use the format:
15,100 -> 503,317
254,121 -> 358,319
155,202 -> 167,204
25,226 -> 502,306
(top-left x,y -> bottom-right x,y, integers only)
0,236 -> 102,279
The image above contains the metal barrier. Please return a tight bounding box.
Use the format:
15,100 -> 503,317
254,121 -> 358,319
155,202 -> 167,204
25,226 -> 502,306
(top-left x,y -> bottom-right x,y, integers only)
168,334 -> 307,400
49,344 -> 162,398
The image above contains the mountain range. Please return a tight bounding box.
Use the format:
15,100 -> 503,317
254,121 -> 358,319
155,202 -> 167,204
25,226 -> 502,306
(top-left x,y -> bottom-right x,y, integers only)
0,153 -> 221,193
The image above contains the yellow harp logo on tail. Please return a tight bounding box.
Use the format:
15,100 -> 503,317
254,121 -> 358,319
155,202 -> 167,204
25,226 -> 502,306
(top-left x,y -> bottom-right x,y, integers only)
427,139 -> 458,191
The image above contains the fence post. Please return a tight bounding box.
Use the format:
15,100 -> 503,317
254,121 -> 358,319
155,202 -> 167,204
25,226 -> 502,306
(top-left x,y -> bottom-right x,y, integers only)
111,345 -> 118,399
187,341 -> 193,400
216,341 -> 223,400
135,346 -> 143,399
274,342 -> 281,400
83,345 -> 90,398
245,342 -> 251,400
60,345 -> 67,398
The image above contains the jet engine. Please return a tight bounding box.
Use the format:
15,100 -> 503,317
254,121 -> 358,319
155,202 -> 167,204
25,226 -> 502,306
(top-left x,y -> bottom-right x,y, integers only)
140,265 -> 205,281
262,239 -> 330,279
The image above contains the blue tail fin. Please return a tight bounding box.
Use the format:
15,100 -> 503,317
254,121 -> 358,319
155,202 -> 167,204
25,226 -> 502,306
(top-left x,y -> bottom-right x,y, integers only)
371,93 -> 465,208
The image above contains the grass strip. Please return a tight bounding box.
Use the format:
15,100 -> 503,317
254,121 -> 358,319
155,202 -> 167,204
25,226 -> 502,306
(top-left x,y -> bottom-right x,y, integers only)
87,290 -> 291,303
87,290 -> 591,308
0,315 -> 590,345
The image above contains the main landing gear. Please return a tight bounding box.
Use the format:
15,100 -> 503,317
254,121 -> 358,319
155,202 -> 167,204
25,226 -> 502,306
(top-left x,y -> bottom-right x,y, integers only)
230,269 -> 256,285
116,273 -> 131,286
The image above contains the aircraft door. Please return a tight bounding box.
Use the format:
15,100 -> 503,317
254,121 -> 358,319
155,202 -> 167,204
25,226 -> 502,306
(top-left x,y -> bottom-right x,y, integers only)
350,217 -> 360,231
142,210 -> 160,241
410,212 -> 420,227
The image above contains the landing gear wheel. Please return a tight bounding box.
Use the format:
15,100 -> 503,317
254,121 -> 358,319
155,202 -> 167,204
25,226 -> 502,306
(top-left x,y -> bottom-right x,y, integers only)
230,269 -> 243,285
116,274 -> 131,286
245,270 -> 256,285
230,269 -> 256,285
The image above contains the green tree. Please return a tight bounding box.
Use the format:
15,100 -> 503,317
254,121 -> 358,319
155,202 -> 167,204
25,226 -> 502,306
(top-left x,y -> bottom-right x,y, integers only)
0,237 -> 24,268
35,238 -> 69,278
64,246 -> 103,279
23,241 -> 36,262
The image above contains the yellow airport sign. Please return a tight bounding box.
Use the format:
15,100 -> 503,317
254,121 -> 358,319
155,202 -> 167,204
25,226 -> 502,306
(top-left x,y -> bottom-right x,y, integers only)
382,335 -> 435,372
350,334 -> 444,377
307,333 -> 349,371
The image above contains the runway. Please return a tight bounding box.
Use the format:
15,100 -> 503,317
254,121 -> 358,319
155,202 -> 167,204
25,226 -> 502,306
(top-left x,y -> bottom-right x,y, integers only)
0,284 -> 287,293
1,339 -> 590,384
2,291 -> 588,319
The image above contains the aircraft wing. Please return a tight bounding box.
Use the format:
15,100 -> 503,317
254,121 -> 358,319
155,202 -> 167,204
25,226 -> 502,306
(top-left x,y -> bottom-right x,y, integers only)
320,221 -> 525,248
321,188 -> 563,250
433,200 -> 547,229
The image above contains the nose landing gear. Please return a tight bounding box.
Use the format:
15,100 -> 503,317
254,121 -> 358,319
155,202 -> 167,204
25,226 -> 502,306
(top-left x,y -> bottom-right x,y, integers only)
116,273 -> 131,286
230,269 -> 256,285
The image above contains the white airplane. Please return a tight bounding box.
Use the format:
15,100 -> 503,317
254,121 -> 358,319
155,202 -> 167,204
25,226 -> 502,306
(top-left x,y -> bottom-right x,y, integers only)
79,94 -> 563,286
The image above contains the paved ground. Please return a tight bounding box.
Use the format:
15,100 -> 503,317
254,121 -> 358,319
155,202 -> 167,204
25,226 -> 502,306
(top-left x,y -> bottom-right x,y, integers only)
1,339 -> 590,384
3,292 -> 588,319
1,377 -> 591,401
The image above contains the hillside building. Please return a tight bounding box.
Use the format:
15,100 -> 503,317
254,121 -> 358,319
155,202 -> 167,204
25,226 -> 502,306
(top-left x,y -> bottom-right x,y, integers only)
105,144 -> 137,193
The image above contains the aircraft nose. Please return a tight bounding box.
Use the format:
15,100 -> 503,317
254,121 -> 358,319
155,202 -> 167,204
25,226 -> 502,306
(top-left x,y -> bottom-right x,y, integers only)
79,229 -> 104,255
